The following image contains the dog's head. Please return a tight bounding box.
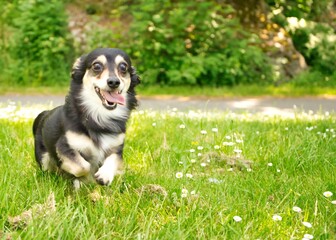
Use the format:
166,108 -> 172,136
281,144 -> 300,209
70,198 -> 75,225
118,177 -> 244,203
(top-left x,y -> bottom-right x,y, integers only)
71,48 -> 140,111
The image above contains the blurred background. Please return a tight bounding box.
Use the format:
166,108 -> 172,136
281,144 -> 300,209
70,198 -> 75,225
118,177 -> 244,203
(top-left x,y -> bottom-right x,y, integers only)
0,0 -> 335,93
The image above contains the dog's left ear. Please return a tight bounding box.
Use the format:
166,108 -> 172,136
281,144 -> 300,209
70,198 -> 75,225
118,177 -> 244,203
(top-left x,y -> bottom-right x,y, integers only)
130,66 -> 141,88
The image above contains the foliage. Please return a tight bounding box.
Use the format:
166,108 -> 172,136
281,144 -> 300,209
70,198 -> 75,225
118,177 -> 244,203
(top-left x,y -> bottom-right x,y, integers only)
290,70 -> 336,88
304,24 -> 335,75
72,0 -> 335,87
0,1 -> 15,83
121,0 -> 274,86
4,0 -> 74,86
268,1 -> 336,76
82,21 -> 124,54
289,21 -> 336,75
266,0 -> 334,22
0,0 -> 335,87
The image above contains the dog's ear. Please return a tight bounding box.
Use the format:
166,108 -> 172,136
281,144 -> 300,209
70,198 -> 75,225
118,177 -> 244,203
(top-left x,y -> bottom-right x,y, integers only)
130,66 -> 141,88
71,54 -> 87,83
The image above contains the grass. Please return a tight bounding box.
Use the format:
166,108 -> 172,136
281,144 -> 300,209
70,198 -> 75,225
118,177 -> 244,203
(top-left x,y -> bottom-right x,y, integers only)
0,104 -> 336,239
1,84 -> 336,98
137,84 -> 336,98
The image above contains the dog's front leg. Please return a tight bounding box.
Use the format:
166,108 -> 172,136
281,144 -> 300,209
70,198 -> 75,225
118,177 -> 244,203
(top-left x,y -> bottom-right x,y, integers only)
56,137 -> 91,177
94,153 -> 122,186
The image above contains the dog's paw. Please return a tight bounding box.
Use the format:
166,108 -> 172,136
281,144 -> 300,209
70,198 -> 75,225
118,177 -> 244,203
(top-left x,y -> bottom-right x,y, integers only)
95,154 -> 121,186
94,166 -> 115,186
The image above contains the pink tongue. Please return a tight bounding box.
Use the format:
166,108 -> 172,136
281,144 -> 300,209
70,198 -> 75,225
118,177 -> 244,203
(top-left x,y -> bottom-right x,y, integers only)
102,90 -> 125,105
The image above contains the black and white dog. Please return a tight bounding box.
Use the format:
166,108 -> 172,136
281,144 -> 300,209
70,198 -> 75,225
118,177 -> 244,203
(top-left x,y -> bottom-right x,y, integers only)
33,48 -> 140,187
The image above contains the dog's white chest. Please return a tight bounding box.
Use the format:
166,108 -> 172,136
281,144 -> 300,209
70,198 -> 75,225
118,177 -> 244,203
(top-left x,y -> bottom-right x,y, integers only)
65,131 -> 125,161
99,133 -> 125,151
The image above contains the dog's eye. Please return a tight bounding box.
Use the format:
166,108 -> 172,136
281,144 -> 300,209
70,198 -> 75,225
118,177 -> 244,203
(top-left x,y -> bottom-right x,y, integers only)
119,63 -> 127,74
92,62 -> 103,72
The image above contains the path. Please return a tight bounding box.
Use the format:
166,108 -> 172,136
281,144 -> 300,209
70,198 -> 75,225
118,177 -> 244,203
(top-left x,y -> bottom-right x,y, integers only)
0,94 -> 335,115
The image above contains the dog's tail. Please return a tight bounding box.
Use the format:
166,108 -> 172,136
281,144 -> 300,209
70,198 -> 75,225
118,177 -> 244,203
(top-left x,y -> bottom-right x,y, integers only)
32,111 -> 49,136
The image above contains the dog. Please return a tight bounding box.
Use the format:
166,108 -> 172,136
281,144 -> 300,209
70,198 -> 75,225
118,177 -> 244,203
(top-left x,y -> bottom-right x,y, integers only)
32,48 -> 140,187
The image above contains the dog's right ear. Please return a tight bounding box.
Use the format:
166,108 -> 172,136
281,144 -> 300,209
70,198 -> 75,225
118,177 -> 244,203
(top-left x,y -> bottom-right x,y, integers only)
71,54 -> 87,83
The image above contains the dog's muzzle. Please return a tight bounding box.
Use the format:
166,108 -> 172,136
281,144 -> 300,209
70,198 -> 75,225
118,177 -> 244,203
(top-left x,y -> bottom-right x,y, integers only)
94,87 -> 125,110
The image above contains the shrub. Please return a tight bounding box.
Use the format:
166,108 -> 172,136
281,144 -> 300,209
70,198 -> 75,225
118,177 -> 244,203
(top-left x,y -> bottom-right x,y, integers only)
291,70 -> 336,87
8,0 -> 74,86
123,0 -> 274,86
267,0 -> 336,77
287,19 -> 336,76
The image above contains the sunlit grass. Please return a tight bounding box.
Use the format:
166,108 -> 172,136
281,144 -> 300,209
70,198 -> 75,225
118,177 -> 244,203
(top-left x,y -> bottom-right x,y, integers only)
0,104 -> 335,239
1,84 -> 336,97
138,84 -> 336,98
0,86 -> 68,96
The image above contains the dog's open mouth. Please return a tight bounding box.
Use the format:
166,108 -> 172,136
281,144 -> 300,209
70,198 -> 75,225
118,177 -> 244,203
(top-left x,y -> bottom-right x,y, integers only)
95,87 -> 125,110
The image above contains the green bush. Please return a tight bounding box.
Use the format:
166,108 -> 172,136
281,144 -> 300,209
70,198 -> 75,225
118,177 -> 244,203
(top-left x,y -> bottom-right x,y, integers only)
7,0 -> 74,86
291,70 -> 336,87
268,0 -> 336,77
123,0 -> 274,86
289,21 -> 336,76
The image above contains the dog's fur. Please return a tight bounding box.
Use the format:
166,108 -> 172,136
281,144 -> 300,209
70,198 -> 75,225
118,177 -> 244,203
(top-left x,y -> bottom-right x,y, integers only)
33,48 -> 140,186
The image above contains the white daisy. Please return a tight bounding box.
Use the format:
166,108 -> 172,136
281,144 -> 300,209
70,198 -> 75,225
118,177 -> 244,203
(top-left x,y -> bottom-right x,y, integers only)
181,188 -> 188,194
223,141 -> 235,146
303,233 -> 314,239
233,216 -> 242,222
272,214 -> 282,221
323,191 -> 333,198
292,206 -> 302,213
302,222 -> 312,228
181,193 -> 188,198
175,172 -> 183,178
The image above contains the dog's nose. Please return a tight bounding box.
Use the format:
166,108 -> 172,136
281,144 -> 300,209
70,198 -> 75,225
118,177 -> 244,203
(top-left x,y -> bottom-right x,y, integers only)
107,77 -> 120,89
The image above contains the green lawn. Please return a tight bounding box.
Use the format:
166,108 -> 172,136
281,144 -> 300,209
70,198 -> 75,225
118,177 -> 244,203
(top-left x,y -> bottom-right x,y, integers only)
137,85 -> 336,98
0,104 -> 335,239
1,84 -> 336,98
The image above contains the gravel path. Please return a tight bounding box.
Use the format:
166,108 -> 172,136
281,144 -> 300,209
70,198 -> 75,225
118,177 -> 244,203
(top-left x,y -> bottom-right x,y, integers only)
0,94 -> 335,115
